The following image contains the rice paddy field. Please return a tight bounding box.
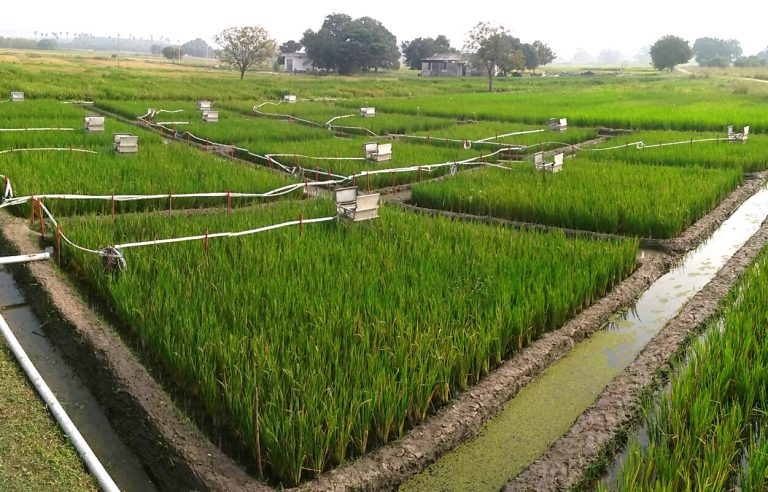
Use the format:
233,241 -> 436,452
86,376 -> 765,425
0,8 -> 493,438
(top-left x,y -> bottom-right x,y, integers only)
59,200 -> 637,486
609,247 -> 768,491
410,160 -> 743,238
348,77 -> 768,132
581,129 -> 768,172
2,50 -> 768,490
0,101 -> 298,216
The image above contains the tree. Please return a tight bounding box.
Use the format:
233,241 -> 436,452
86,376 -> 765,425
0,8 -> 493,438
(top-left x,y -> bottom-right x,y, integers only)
302,13 -> 400,75
214,26 -> 277,79
36,38 -> 58,50
693,37 -> 742,67
150,44 -> 163,55
533,41 -> 556,67
521,41 -> 555,73
280,40 -> 302,53
401,35 -> 455,70
182,38 -> 212,58
650,35 -> 692,71
161,46 -> 181,61
464,22 -> 521,92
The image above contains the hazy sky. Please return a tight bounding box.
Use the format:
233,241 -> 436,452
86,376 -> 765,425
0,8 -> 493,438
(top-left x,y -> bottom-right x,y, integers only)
1,0 -> 765,60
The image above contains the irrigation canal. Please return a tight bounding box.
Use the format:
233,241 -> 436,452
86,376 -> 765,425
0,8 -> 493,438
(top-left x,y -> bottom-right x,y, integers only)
401,184 -> 768,491
0,266 -> 156,492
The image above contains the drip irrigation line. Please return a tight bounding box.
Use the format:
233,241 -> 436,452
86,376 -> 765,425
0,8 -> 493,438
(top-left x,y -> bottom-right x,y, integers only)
114,215 -> 339,250
0,127 -> 77,132
324,114 -> 356,126
0,147 -> 99,155
474,128 -> 547,142
60,101 -> 94,105
580,137 -> 732,152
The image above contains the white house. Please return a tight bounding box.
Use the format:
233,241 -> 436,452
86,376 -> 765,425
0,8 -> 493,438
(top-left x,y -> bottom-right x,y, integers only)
283,52 -> 314,72
420,53 -> 467,77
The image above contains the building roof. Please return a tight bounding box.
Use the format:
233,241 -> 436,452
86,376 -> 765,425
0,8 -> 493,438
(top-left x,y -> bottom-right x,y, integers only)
421,53 -> 466,62
284,52 -> 309,58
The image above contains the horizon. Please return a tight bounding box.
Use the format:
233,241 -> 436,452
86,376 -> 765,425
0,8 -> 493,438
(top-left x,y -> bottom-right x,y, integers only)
1,1 -> 765,63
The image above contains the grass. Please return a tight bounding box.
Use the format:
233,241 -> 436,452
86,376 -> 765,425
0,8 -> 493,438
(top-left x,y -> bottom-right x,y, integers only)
410,160 -> 742,238
611,247 -> 768,490
60,200 -> 638,486
0,340 -> 97,490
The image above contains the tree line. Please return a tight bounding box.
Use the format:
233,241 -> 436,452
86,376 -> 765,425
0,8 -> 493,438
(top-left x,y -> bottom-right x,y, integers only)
213,15 -> 556,92
650,35 -> 768,70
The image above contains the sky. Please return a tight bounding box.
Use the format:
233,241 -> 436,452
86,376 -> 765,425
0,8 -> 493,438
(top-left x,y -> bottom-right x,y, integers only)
0,0 -> 765,61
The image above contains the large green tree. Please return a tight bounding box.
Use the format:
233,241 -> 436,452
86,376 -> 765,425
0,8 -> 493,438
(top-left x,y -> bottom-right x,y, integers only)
521,40 -> 556,72
464,22 -> 521,92
214,25 -> 277,79
693,37 -> 742,67
181,38 -> 212,58
302,13 -> 400,75
650,35 -> 692,71
401,35 -> 454,70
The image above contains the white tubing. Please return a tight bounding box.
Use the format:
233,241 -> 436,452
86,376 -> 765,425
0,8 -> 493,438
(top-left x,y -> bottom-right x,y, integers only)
0,128 -> 77,132
0,252 -> 50,265
0,148 -> 99,155
0,313 -> 120,492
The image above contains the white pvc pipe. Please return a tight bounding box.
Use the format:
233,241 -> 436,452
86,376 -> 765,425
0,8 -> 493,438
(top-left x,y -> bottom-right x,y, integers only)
0,252 -> 50,265
0,313 -> 120,492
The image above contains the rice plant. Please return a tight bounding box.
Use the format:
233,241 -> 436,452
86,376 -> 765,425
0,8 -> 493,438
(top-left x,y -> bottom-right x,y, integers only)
613,248 -> 768,490
60,201 -> 638,486
410,160 -> 742,238
581,130 -> 768,172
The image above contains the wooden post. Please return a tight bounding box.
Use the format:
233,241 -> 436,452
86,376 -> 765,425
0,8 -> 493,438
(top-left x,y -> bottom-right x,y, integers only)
226,190 -> 232,215
37,199 -> 44,237
366,173 -> 371,193
418,165 -> 422,181
392,171 -> 396,190
56,224 -> 61,265
352,173 -> 356,187
299,214 -> 304,237
111,194 -> 115,224
30,194 -> 35,224
204,228 -> 209,254
168,194 -> 172,216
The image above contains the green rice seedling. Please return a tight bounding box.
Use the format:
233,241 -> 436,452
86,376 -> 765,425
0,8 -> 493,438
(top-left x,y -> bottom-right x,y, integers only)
409,121 -> 598,152
95,100 -> 336,143
612,248 -> 768,490
60,201 -> 637,486
739,426 -> 768,492
0,101 -> 298,216
347,77 -> 768,132
411,159 -> 741,238
580,130 -> 768,172
219,99 -> 458,135
257,136 -> 488,189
